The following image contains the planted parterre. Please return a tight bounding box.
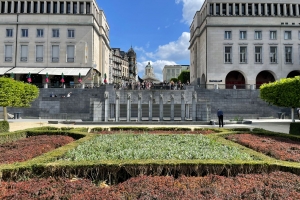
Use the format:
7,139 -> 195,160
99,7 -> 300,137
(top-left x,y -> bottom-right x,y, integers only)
0,126 -> 300,199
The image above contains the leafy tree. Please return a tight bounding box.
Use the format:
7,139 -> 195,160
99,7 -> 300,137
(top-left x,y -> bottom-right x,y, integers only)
170,78 -> 178,83
260,76 -> 300,121
0,77 -> 39,120
178,70 -> 190,84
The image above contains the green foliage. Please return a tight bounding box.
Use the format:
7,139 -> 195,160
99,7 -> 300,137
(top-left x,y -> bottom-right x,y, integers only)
289,123 -> 300,135
177,70 -> 190,84
62,134 -> 254,161
229,128 -> 251,132
0,120 -> 9,133
260,76 -> 300,108
110,127 -> 149,131
90,127 -> 104,133
170,78 -> 178,83
0,77 -> 39,107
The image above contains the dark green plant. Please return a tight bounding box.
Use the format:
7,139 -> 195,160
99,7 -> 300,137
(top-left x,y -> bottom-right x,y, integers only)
177,70 -> 190,84
0,120 -> 9,133
170,78 -> 178,83
289,123 -> 300,136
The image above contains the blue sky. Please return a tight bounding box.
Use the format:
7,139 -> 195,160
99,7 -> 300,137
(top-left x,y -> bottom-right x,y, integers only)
98,0 -> 204,81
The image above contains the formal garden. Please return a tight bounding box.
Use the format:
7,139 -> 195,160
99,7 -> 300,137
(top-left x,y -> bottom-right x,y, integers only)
0,124 -> 300,199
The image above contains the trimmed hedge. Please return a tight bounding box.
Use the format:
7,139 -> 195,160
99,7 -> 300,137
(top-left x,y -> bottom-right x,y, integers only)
289,123 -> 300,136
0,120 -> 9,133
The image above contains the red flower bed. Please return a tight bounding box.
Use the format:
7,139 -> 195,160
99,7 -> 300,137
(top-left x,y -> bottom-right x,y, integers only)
0,135 -> 74,164
226,133 -> 300,162
1,171 -> 299,199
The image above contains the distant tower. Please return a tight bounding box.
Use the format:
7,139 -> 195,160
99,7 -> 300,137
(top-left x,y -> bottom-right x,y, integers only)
142,61 -> 160,83
127,46 -> 137,82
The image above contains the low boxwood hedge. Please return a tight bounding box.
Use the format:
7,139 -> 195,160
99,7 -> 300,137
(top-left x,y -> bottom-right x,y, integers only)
0,120 -> 9,133
289,123 -> 300,136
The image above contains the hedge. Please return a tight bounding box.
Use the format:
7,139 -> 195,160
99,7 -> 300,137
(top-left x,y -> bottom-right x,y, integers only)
289,123 -> 300,136
0,120 -> 9,133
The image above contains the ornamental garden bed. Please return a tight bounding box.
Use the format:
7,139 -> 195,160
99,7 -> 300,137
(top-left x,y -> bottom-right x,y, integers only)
1,127 -> 300,199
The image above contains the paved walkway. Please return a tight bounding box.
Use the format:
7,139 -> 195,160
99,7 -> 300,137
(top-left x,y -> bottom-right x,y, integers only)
6,118 -> 296,134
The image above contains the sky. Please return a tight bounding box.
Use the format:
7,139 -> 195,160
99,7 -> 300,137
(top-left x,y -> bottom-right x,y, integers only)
98,0 -> 205,81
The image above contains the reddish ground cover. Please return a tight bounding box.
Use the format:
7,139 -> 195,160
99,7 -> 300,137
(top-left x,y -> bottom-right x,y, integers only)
0,135 -> 74,164
1,171 -> 299,199
226,133 -> 300,162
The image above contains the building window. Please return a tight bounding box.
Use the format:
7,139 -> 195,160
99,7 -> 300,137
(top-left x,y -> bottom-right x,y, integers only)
255,46 -> 262,63
5,45 -> 12,62
73,3 -> 77,13
37,29 -> 44,37
240,31 -> 247,39
270,46 -> 277,63
67,45 -> 75,62
52,45 -> 59,62
67,2 -> 71,13
68,30 -> 75,38
284,31 -> 292,40
224,46 -> 232,63
254,31 -> 262,40
270,31 -> 277,40
239,46 -> 247,63
21,29 -> 28,37
20,45 -> 28,62
52,29 -> 59,37
6,29 -> 13,37
36,45 -> 43,62
224,31 -> 231,39
285,47 -> 292,63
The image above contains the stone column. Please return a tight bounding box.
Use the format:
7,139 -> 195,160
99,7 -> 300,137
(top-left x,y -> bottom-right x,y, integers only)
284,4 -> 287,16
252,3 -> 255,15
104,92 -> 109,122
170,94 -> 174,121
207,3 -> 210,15
18,1 -> 21,13
4,1 -> 7,13
24,1 -> 27,13
57,1 -> 60,13
77,1 -> 79,14
149,94 -> 153,121
277,4 -> 281,16
239,3 -> 242,15
246,3 -> 248,15
44,1 -> 47,13
233,3 -> 235,15
265,3 -> 268,15
159,94 -> 163,121
50,1 -> 53,13
213,3 -> 216,15
296,4 -> 299,16
138,93 -> 142,122
226,3 -> 229,15
258,3 -> 261,15
290,4 -> 293,16
70,1 -> 73,13
192,92 -> 197,121
93,101 -> 102,122
271,3 -> 274,15
11,1 -> 14,13
181,92 -> 185,121
220,3 -> 222,15
115,92 -> 120,122
37,1 -> 40,13
64,1 -> 66,13
127,93 -> 131,122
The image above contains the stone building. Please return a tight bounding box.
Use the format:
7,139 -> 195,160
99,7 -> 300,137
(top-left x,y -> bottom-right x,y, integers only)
190,0 -> 300,89
0,0 -> 110,87
142,62 -> 160,83
110,47 -> 137,84
162,65 -> 189,82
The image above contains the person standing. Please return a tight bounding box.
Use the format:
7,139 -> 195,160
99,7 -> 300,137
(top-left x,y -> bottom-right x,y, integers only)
217,109 -> 224,127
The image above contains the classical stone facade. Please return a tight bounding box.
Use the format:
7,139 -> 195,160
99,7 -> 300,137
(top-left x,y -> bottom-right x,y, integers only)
162,65 -> 189,82
0,0 -> 110,87
190,0 -> 300,89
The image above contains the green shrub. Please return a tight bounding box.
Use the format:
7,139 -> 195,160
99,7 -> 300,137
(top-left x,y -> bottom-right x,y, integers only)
0,120 -> 9,133
72,127 -> 89,132
150,127 -> 191,131
34,126 -> 60,131
90,127 -> 104,132
110,127 -> 149,131
229,128 -> 251,132
289,123 -> 300,135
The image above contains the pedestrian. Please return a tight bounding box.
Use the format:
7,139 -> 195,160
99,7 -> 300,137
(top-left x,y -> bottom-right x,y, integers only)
217,109 -> 224,127
297,108 -> 300,120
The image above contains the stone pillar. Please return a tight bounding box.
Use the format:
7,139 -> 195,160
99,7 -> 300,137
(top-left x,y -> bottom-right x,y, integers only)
181,92 -> 185,121
192,92 -> 197,121
220,3 -> 222,15
93,101 -> 102,122
207,3 -> 210,15
226,3 -> 229,15
84,2 -> 86,14
44,1 -> 47,13
252,3 -> 255,15
37,1 -> 40,13
277,4 -> 281,16
290,4 -> 293,16
50,1 -> 53,13
258,3 -> 261,15
77,1 -> 79,14
271,3 -> 274,15
213,3 -> 216,15
284,4 -> 287,16
246,3 -> 248,15
104,92 -> 109,122
265,3 -> 268,15
149,94 -> 153,121
11,1 -> 14,13
239,3 -> 242,15
64,1 -> 66,13
127,93 -> 131,122
70,1 -> 73,13
296,4 -> 299,16
138,93 -> 142,122
4,1 -> 7,13
170,94 -> 174,121
24,1 -> 27,13
233,3 -> 235,15
115,92 -> 120,122
159,94 -> 163,121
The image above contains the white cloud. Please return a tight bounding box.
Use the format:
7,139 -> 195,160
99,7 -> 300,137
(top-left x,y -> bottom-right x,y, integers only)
175,0 -> 205,24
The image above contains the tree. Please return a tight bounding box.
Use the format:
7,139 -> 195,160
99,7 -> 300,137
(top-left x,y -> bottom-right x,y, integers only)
170,78 -> 178,83
178,70 -> 190,84
0,77 -> 39,120
260,76 -> 300,122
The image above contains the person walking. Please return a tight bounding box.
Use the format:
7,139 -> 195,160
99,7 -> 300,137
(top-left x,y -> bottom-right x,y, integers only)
217,109 -> 224,127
